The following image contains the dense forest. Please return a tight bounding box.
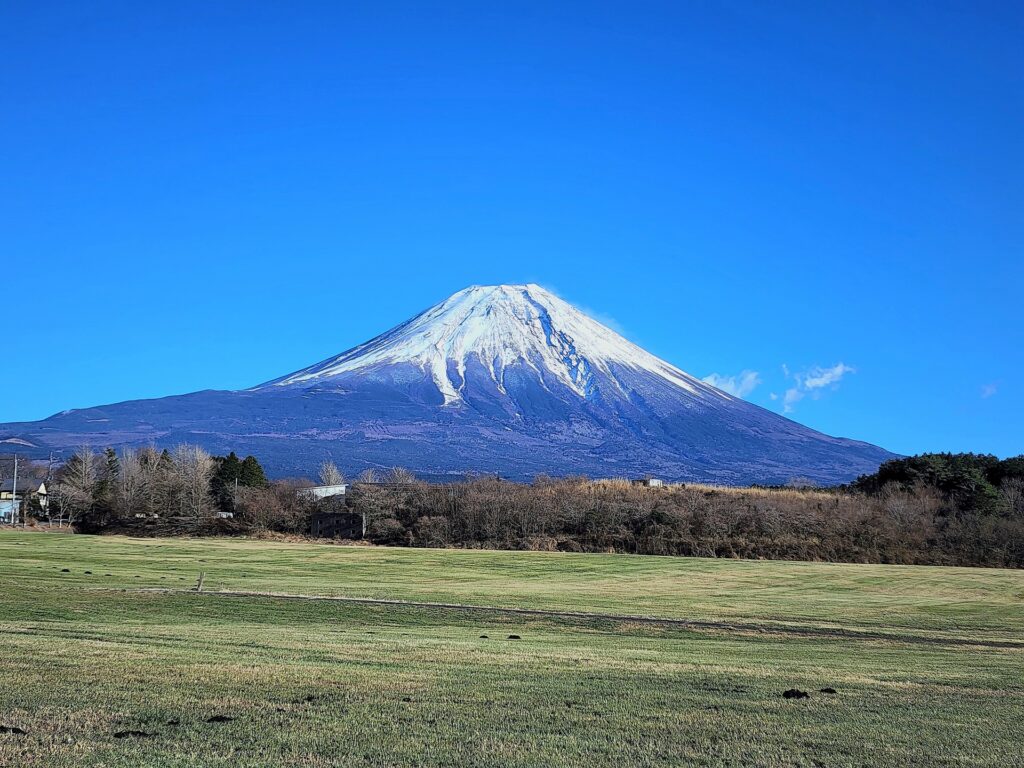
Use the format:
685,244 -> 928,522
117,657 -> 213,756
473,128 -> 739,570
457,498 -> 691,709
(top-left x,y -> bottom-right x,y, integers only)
3,448 -> 1022,568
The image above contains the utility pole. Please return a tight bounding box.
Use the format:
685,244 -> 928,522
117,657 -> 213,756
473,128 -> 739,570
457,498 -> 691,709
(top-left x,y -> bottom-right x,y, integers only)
45,452 -> 55,527
10,454 -> 17,527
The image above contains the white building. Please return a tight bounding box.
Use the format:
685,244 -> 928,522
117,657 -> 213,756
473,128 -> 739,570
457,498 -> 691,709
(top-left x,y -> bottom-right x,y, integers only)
298,483 -> 348,501
1,479 -> 47,522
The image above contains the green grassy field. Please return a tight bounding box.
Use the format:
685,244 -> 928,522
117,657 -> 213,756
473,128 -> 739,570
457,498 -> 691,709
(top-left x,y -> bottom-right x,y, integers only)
0,532 -> 1021,767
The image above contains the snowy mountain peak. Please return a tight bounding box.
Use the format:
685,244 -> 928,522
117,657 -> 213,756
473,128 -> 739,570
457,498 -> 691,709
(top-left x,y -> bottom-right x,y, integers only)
1,283 -> 896,484
263,284 -> 719,405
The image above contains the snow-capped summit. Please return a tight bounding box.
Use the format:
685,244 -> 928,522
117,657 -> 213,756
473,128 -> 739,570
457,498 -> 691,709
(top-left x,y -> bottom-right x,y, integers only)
263,284 -> 715,405
0,284 -> 896,484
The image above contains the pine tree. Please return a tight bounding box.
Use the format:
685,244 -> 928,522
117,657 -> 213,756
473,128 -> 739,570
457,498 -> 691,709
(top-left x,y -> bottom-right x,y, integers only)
211,452 -> 244,513
217,452 -> 243,481
95,448 -> 119,499
239,455 -> 269,488
157,449 -> 173,471
93,447 -> 121,520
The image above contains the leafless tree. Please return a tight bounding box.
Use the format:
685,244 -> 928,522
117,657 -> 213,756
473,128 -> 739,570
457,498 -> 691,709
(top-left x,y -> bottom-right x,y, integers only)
357,468 -> 379,483
117,448 -> 148,518
1001,478 -> 1024,517
170,445 -> 215,519
233,482 -> 314,532
319,460 -> 345,486
49,483 -> 77,527
880,482 -> 913,526
63,445 -> 98,514
385,466 -> 417,485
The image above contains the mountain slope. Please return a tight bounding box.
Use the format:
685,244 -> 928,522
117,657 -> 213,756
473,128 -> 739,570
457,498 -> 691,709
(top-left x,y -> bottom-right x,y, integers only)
0,284 -> 894,483
261,284 -> 710,403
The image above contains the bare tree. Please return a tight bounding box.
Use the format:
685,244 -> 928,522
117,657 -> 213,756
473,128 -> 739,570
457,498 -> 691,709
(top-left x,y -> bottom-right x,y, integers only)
880,482 -> 913,526
1001,478 -> 1024,517
138,445 -> 173,514
117,448 -> 148,518
63,445 -> 98,515
49,483 -> 77,527
319,460 -> 345,486
357,468 -> 379,483
385,466 -> 417,485
170,445 -> 216,519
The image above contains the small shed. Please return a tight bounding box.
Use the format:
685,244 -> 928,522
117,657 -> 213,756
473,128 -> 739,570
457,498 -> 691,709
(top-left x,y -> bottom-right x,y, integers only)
634,477 -> 665,488
311,511 -> 363,539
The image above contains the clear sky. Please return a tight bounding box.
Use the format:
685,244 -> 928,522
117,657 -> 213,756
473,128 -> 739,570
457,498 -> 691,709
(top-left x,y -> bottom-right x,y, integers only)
2,1 -> 1021,458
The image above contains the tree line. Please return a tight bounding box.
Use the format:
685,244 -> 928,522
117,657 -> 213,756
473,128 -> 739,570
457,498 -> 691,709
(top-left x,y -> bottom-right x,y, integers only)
346,457 -> 1024,567
8,448 -> 1023,568
39,445 -> 275,532
28,446 -> 404,535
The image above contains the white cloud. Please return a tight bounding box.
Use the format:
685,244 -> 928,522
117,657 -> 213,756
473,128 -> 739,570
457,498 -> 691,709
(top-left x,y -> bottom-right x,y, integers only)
702,370 -> 761,399
782,387 -> 803,413
802,363 -> 855,390
981,382 -> 998,398
781,362 -> 855,413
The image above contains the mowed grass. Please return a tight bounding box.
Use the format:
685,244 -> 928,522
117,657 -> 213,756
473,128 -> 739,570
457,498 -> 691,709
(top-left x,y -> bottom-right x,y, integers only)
0,532 -> 1022,767
4,532 -> 1022,639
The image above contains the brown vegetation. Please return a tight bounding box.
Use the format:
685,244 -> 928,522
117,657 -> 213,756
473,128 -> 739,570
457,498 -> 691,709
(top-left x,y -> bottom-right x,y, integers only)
11,446 -> 1023,567
346,477 -> 1023,567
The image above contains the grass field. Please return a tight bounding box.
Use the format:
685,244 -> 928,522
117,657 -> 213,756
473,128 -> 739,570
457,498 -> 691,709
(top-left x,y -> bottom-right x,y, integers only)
0,532 -> 1021,766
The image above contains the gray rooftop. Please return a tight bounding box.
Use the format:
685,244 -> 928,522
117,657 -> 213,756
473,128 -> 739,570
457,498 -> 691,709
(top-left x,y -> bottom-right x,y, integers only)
0,479 -> 45,493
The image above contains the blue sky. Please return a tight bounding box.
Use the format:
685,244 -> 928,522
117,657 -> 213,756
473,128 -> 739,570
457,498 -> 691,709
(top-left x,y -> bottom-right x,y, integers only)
2,1 -> 1021,458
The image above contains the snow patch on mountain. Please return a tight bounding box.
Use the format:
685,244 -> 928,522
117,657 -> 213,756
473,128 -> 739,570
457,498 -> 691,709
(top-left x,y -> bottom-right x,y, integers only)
262,284 -> 722,405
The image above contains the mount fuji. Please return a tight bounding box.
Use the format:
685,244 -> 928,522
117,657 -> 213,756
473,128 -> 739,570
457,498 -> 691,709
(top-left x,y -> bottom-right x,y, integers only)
0,284 -> 893,484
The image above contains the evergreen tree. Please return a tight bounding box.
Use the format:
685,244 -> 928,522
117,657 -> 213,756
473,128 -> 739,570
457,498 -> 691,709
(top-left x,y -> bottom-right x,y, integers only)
211,452 -> 244,513
88,447 -> 121,521
96,448 -> 120,496
215,452 -> 243,482
157,449 -> 173,471
239,455 -> 270,488
853,452 -> 1015,516
987,456 -> 1024,487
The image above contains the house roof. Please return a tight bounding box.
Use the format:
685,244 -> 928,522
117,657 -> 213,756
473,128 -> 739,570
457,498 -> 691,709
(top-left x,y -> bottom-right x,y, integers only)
0,479 -> 45,493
